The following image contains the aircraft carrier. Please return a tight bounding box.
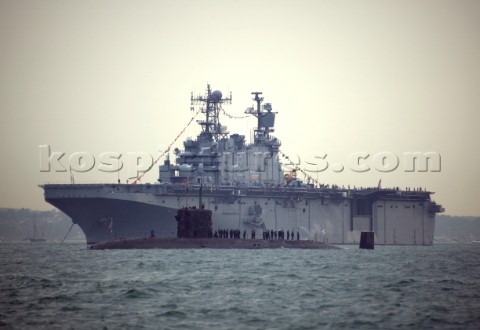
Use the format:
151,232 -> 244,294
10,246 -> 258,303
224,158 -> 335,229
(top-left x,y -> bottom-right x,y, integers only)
42,86 -> 444,245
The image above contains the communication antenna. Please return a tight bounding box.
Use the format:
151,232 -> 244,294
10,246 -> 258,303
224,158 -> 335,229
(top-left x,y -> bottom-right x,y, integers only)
191,84 -> 232,142
245,91 -> 277,143
69,166 -> 74,184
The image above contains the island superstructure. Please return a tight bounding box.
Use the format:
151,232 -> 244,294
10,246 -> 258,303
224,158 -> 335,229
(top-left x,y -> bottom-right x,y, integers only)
42,85 -> 444,244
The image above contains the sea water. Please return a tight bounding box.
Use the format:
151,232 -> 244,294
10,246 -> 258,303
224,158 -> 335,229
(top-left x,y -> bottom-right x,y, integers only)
1,242 -> 479,329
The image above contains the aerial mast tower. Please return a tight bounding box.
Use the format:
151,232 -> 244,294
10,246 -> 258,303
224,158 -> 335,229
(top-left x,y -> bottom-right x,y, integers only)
245,91 -> 276,143
191,84 -> 232,142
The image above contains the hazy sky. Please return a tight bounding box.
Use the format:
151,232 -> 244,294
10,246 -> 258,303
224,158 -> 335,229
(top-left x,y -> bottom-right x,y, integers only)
0,0 -> 479,216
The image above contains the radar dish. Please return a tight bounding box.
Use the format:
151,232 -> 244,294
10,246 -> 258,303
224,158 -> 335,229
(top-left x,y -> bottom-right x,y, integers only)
211,90 -> 222,102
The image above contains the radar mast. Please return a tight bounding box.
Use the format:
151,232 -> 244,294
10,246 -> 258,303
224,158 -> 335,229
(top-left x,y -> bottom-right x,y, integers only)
245,91 -> 276,144
191,84 -> 232,142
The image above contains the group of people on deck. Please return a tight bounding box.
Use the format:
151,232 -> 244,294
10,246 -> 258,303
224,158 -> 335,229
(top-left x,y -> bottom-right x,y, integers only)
214,228 -> 241,239
213,228 -> 300,241
262,229 -> 300,241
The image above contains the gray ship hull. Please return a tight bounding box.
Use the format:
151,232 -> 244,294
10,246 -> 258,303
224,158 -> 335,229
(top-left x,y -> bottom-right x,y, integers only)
43,183 -> 439,245
46,196 -> 177,244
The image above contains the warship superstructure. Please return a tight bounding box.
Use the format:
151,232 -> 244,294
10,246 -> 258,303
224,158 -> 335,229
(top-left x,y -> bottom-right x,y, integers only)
42,86 -> 444,244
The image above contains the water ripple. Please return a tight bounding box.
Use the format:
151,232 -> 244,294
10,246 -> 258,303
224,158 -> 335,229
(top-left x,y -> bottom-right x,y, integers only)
0,242 -> 479,329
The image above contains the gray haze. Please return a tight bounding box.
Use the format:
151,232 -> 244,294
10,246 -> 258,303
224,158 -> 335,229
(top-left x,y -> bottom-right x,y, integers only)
0,0 -> 479,215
